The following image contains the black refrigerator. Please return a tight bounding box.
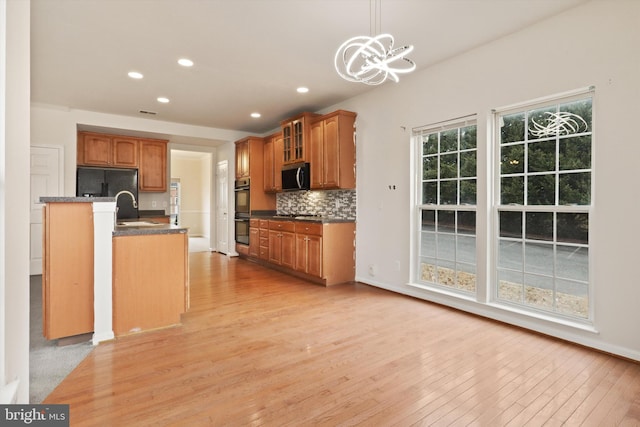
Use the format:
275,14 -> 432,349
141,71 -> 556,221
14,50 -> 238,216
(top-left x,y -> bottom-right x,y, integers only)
76,167 -> 139,219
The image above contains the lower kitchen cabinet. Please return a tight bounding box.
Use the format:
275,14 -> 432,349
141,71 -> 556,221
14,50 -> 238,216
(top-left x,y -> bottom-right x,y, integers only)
245,219 -> 355,286
112,232 -> 188,336
42,202 -> 94,339
268,220 -> 295,269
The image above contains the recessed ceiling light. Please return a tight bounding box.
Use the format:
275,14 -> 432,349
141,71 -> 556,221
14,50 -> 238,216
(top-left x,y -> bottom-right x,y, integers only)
250,112 -> 261,118
128,71 -> 143,79
178,58 -> 194,67
157,97 -> 170,103
297,87 -> 309,93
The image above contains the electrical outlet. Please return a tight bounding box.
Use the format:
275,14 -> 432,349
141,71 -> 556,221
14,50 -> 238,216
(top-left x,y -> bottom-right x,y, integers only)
369,264 -> 378,276
152,201 -> 157,208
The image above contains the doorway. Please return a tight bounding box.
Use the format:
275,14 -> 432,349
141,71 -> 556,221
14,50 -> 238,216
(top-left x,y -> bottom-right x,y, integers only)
216,160 -> 229,254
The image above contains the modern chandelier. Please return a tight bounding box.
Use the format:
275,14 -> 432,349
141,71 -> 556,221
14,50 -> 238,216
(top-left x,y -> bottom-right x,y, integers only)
334,0 -> 416,85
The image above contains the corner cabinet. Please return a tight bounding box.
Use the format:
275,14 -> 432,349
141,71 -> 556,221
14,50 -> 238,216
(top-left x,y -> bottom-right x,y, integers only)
310,110 -> 357,190
281,112 -> 320,165
138,139 -> 168,192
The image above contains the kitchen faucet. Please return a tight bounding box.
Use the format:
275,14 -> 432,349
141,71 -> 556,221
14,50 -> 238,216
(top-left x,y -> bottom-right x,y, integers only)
114,190 -> 138,224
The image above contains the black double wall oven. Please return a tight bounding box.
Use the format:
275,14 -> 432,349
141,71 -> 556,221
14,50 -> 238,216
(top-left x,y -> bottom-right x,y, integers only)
234,178 -> 250,245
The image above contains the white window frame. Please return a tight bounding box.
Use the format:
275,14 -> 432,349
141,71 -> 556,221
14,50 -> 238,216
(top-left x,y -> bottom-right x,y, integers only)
491,87 -> 594,324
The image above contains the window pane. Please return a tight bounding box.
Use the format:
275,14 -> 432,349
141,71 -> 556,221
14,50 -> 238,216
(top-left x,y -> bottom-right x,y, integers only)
421,210 -> 435,231
422,156 -> 437,180
501,176 -> 524,205
559,172 -> 590,205
557,245 -> 588,282
559,136 -> 591,170
556,278 -> 588,318
423,133 -> 438,155
501,113 -> 525,143
460,179 -> 476,204
460,126 -> 477,150
498,269 -> 523,302
457,264 -> 476,292
525,211 -> 553,241
499,240 -> 522,270
501,144 -> 524,174
457,211 -> 476,235
525,242 -> 554,276
527,174 -> 555,205
557,213 -> 588,244
528,140 -> 556,173
440,153 -> 458,179
528,106 -> 556,140
440,181 -> 457,204
560,99 -> 592,133
420,232 -> 436,258
437,234 -> 455,261
457,235 -> 476,264
460,151 -> 476,178
440,129 -> 458,152
438,210 -> 455,233
422,182 -> 437,204
524,274 -> 554,310
500,211 -> 522,238
420,259 -> 437,282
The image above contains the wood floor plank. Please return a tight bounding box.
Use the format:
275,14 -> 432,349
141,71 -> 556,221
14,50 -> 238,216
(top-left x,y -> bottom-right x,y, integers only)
42,253 -> 640,426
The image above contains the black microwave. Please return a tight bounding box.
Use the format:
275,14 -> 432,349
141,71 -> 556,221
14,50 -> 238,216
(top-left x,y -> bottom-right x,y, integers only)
281,162 -> 310,191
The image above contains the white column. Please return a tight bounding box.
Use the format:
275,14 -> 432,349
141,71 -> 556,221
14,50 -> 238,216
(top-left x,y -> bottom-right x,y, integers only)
92,201 -> 116,344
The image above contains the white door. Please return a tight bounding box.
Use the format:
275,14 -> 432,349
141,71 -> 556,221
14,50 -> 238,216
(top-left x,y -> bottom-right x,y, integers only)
216,160 -> 229,254
30,145 -> 63,275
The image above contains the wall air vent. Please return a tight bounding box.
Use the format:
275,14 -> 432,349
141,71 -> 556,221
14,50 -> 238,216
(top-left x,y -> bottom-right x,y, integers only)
139,110 -> 157,115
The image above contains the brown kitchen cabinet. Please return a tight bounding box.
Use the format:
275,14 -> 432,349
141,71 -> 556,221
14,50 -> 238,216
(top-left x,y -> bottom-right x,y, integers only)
139,139 -> 168,192
112,232 -> 188,336
259,219 -> 270,260
78,132 -> 138,168
235,138 -> 250,179
294,222 -> 323,278
234,136 -> 276,211
263,131 -> 283,192
42,202 -> 94,339
268,220 -> 295,269
249,218 -> 260,257
310,110 -> 357,190
281,112 -> 320,165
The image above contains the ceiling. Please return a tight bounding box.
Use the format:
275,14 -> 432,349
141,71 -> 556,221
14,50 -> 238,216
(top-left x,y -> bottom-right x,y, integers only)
30,0 -> 587,136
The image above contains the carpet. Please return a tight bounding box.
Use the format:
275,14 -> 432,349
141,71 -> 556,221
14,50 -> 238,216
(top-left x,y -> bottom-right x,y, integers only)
30,275 -> 94,403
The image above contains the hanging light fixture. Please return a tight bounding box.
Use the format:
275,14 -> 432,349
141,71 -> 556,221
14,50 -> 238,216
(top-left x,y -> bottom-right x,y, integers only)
334,0 -> 416,85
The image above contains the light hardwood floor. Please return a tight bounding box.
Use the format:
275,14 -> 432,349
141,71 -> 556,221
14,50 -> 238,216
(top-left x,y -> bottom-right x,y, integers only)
45,253 -> 640,426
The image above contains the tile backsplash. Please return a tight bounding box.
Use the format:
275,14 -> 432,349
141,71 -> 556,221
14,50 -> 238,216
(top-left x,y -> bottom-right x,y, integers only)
277,189 -> 356,220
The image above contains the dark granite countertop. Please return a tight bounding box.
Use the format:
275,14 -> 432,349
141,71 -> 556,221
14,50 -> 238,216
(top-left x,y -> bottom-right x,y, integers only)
251,214 -> 355,224
113,223 -> 188,237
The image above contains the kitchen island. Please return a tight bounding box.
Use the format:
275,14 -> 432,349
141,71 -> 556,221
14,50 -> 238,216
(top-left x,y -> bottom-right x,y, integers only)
40,197 -> 189,343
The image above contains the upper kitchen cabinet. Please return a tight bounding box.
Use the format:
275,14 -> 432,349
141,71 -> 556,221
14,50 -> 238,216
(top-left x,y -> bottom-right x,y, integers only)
309,110 -> 357,190
139,139 -> 168,192
235,138 -> 250,179
263,131 -> 283,193
281,112 -> 320,165
234,136 -> 276,211
78,132 -> 138,168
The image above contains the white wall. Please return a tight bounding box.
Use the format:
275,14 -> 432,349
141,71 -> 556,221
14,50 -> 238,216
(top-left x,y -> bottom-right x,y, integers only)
2,0 -> 31,403
331,0 -> 640,360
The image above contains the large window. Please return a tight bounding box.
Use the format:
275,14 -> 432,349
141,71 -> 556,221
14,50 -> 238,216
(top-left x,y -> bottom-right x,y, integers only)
496,93 -> 592,319
416,119 -> 477,294
413,89 -> 593,324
